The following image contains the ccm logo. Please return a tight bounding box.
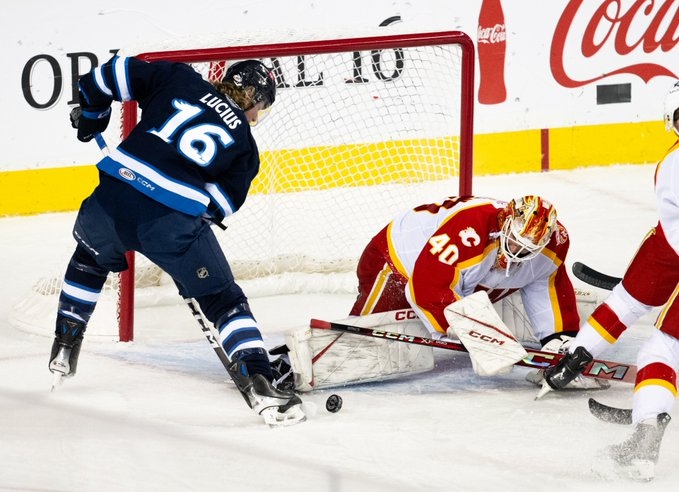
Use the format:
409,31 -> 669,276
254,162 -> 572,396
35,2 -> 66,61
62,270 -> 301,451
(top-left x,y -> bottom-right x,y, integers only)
394,310 -> 417,320
586,362 -> 629,381
469,330 -> 505,345
136,177 -> 156,191
370,330 -> 415,342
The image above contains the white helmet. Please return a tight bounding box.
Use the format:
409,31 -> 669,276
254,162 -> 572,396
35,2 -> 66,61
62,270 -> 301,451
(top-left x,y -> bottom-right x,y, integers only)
663,80 -> 679,136
498,195 -> 557,272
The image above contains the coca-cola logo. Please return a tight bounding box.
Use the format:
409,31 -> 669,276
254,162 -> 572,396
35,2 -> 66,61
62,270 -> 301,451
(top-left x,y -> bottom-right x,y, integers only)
551,0 -> 679,88
478,23 -> 507,44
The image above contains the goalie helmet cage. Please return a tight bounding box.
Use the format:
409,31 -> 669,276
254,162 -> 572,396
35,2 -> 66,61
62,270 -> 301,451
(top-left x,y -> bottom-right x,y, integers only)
115,30 -> 475,342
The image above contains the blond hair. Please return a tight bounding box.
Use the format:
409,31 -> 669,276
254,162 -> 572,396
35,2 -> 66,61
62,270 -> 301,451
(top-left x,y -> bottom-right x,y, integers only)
213,81 -> 256,110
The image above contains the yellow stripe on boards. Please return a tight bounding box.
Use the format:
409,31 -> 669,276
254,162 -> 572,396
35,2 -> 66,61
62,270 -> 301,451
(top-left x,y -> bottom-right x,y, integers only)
549,121 -> 673,170
0,166 -> 99,216
1,121 -> 672,217
252,137 -> 460,194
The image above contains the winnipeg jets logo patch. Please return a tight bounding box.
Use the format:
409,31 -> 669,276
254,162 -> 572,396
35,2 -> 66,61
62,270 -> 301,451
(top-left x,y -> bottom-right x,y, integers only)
196,267 -> 209,279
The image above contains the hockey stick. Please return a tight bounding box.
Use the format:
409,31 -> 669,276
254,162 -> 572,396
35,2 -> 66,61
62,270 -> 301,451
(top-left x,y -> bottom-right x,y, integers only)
184,297 -> 233,371
309,318 -> 638,384
572,262 -> 621,291
588,397 -> 632,425
94,133 -> 108,154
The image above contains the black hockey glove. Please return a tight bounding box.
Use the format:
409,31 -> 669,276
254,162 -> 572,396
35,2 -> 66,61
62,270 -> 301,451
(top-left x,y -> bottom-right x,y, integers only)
70,106 -> 111,143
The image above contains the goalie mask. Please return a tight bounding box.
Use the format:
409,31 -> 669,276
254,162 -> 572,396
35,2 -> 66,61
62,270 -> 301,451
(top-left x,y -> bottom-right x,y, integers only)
222,60 -> 276,125
497,195 -> 557,273
664,80 -> 679,137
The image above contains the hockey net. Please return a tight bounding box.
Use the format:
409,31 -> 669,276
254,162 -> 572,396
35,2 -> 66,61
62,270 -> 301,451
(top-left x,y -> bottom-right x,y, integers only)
10,29 -> 474,342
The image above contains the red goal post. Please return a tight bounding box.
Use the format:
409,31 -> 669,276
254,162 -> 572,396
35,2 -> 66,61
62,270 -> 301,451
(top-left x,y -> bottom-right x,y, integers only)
116,30 -> 475,341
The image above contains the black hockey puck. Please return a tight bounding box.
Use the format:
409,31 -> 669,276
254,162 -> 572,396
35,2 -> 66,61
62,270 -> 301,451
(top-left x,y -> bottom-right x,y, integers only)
325,394 -> 343,413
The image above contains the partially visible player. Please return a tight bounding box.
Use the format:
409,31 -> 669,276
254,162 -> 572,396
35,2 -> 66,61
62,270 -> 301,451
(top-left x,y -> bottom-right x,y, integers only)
542,82 -> 679,480
49,55 -> 305,426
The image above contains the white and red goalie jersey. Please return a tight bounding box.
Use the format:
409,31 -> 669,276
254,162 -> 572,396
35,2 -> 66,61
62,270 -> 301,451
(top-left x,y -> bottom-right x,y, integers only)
350,196 -> 580,343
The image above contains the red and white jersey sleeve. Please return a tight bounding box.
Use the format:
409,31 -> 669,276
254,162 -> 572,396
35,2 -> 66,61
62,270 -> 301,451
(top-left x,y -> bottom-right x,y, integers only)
386,196 -> 579,339
655,142 -> 679,256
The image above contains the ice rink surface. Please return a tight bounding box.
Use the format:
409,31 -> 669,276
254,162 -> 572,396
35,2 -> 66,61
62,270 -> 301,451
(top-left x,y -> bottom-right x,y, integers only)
1,164 -> 677,491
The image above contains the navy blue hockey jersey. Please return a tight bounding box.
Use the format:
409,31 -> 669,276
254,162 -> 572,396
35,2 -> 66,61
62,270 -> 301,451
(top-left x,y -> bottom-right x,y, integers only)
77,55 -> 260,220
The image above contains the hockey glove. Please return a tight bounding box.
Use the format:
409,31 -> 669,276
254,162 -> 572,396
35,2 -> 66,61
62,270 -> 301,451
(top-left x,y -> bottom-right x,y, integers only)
543,346 -> 593,390
70,105 -> 111,142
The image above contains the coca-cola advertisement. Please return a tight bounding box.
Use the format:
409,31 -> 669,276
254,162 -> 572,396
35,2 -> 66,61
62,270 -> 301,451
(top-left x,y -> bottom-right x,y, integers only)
552,1 -> 679,88
4,0 -> 679,180
477,0 -> 507,104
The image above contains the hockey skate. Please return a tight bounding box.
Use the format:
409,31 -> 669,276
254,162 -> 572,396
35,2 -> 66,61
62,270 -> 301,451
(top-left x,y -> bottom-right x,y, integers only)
49,316 -> 86,391
606,413 -> 671,481
228,359 -> 305,427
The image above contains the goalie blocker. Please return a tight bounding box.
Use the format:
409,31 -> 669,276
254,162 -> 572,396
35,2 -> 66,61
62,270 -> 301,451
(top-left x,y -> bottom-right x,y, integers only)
284,290 -> 601,391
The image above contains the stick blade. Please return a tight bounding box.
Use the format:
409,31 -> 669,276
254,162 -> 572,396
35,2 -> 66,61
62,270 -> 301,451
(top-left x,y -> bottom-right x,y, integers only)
572,262 -> 621,290
588,397 -> 632,425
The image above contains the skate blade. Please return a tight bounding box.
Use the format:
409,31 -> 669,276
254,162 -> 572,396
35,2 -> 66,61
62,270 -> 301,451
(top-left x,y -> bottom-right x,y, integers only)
534,381 -> 552,400
592,447 -> 656,482
50,371 -> 65,392
618,459 -> 655,482
260,405 -> 307,428
596,459 -> 655,482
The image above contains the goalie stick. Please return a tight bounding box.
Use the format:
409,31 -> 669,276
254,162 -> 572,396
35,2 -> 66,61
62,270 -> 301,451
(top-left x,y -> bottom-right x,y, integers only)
572,262 -> 621,291
588,397 -> 632,425
309,318 -> 638,384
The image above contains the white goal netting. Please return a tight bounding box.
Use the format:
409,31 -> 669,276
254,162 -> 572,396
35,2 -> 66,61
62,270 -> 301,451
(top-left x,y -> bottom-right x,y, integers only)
10,27 -> 474,340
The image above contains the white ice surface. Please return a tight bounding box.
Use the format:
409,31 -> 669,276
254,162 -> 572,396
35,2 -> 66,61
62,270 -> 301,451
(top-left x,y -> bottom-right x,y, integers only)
1,164 -> 676,491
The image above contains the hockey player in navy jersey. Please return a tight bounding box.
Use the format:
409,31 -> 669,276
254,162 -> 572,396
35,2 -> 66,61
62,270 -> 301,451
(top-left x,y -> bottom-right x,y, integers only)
49,55 -> 305,426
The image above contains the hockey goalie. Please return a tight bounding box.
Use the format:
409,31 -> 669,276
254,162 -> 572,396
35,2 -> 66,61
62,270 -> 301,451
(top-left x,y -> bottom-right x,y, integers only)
275,195 -> 607,392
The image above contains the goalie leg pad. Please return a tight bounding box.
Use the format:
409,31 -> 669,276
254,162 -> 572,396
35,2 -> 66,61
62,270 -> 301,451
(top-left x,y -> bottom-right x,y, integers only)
285,313 -> 435,392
